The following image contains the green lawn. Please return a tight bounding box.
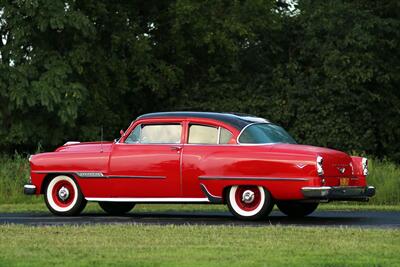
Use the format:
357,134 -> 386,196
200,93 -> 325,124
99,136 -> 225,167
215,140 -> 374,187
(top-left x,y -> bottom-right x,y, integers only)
0,224 -> 398,267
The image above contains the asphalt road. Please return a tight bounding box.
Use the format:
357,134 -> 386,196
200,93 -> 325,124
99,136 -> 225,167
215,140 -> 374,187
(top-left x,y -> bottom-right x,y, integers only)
0,210 -> 399,228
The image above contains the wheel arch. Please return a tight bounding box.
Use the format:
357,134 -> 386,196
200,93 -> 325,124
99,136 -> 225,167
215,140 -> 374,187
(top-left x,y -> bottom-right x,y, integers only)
40,173 -> 80,194
222,183 -> 275,204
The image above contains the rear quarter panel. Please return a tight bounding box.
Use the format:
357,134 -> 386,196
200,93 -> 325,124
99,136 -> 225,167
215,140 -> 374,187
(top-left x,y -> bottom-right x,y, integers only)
182,145 -> 319,200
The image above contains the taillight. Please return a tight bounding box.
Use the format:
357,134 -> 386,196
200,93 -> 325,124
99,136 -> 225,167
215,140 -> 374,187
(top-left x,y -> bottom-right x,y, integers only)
362,158 -> 368,176
317,156 -> 324,176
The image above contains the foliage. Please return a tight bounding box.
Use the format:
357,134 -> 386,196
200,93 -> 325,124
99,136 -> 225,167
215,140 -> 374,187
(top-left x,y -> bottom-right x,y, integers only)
0,0 -> 399,161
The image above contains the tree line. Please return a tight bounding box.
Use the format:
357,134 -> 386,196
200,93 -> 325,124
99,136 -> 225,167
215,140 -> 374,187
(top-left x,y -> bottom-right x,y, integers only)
0,0 -> 399,161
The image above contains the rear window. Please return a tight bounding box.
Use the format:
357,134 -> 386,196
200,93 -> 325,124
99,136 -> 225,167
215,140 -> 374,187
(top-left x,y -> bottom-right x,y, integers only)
238,123 -> 296,144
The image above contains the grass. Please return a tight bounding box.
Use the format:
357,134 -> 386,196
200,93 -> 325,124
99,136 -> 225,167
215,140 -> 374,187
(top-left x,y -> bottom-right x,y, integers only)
0,224 -> 399,267
0,154 -> 399,206
0,154 -> 37,204
365,160 -> 400,205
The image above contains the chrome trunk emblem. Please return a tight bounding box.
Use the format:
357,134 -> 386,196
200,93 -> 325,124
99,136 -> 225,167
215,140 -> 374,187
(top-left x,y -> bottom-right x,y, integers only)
296,163 -> 306,169
337,167 -> 346,174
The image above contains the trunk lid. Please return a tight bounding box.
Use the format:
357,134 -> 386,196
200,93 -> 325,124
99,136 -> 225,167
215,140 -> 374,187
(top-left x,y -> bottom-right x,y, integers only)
269,144 -> 353,179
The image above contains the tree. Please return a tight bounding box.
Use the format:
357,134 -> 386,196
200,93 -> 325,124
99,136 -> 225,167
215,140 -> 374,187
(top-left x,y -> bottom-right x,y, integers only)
0,0 -> 399,162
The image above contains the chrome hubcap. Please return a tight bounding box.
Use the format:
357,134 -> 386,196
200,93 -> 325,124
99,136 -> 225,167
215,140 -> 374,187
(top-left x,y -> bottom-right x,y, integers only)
242,190 -> 255,203
58,186 -> 70,201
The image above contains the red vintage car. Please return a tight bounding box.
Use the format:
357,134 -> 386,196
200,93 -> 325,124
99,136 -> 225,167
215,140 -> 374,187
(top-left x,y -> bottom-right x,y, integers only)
24,112 -> 375,220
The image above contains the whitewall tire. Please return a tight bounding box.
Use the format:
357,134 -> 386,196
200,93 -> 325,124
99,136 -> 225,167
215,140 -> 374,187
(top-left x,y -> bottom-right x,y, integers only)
227,185 -> 274,220
44,175 -> 86,216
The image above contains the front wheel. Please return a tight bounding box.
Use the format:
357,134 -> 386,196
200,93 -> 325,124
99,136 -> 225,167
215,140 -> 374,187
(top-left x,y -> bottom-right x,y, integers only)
277,201 -> 319,217
44,175 -> 87,216
227,185 -> 274,220
99,202 -> 135,215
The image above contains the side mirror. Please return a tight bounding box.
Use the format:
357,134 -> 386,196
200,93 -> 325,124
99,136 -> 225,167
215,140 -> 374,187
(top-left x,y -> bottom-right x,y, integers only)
120,129 -> 125,136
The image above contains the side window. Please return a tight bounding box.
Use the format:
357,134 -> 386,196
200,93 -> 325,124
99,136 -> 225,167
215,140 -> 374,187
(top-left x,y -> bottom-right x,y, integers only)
125,124 -> 141,143
188,124 -> 233,144
125,124 -> 182,144
219,127 -> 233,144
188,125 -> 218,144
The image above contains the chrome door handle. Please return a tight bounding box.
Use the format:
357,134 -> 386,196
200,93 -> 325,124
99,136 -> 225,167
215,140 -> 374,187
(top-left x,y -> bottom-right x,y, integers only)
170,146 -> 182,151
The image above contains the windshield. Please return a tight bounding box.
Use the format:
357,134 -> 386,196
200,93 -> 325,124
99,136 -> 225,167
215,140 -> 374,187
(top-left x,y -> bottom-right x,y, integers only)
238,123 -> 296,144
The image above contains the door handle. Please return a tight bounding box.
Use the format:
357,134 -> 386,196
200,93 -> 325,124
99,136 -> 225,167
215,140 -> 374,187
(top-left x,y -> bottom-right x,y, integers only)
170,146 -> 182,151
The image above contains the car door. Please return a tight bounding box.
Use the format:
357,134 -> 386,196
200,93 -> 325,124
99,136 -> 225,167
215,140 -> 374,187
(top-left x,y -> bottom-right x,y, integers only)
108,121 -> 183,198
182,122 -> 235,198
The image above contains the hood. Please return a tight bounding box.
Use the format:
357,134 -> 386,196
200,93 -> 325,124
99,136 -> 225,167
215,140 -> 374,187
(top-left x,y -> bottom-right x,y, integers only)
55,141 -> 113,153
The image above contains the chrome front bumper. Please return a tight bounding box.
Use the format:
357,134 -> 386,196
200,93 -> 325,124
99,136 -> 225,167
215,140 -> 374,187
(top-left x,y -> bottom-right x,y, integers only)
302,186 -> 375,201
24,184 -> 36,195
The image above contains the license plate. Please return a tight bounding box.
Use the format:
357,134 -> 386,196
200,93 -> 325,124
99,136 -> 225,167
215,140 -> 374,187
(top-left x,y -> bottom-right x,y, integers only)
340,178 -> 349,186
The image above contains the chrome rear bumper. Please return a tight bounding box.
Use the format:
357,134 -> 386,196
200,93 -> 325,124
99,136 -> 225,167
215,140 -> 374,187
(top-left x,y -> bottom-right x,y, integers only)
301,186 -> 375,201
24,184 -> 36,195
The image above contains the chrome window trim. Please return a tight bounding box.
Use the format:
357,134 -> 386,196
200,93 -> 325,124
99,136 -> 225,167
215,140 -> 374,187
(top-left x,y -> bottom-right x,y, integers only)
237,122 -> 265,144
116,143 -> 183,146
187,123 -> 233,145
236,122 -> 295,145
123,123 -> 183,145
182,143 -> 275,147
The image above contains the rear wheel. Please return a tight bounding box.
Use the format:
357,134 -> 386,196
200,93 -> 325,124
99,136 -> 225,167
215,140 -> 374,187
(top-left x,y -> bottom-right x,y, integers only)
226,185 -> 274,220
277,201 -> 319,217
44,175 -> 87,216
99,202 -> 135,215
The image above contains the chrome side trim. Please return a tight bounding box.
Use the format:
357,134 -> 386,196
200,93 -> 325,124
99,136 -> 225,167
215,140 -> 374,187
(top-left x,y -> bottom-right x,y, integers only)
33,171 -> 166,179
85,197 -> 210,203
200,183 -> 222,204
198,176 -> 309,181
33,171 -> 74,174
76,172 -> 104,177
105,175 -> 166,179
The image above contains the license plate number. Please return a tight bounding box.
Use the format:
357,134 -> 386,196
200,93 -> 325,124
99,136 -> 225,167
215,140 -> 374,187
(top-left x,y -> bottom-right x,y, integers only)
340,178 -> 349,186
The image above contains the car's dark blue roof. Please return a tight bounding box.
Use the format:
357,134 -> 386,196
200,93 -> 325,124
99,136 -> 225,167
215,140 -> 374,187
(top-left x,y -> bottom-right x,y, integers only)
137,111 -> 269,130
